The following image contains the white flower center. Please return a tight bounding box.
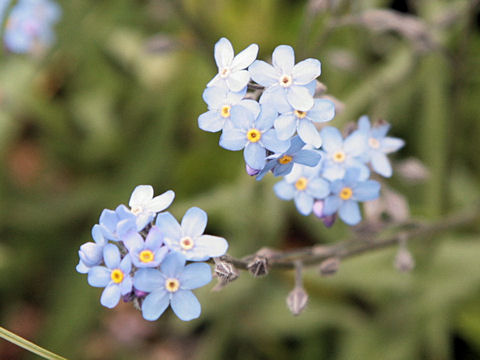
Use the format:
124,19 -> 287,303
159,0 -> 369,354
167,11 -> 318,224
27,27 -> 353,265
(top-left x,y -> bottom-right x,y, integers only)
219,67 -> 231,78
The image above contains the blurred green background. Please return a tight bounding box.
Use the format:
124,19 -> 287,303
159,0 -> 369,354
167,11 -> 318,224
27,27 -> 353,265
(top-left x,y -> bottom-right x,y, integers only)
1,0 -> 480,359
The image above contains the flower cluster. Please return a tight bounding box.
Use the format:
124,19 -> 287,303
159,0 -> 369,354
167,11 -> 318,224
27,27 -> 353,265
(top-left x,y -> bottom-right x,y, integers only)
76,185 -> 228,321
0,0 -> 61,54
199,38 -> 404,225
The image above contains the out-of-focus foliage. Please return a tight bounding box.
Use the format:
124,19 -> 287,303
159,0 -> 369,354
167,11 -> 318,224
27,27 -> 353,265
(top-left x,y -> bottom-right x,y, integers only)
0,0 -> 479,359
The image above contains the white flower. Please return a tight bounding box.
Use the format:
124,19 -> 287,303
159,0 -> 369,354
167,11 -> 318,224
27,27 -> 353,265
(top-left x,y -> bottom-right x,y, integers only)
128,185 -> 175,230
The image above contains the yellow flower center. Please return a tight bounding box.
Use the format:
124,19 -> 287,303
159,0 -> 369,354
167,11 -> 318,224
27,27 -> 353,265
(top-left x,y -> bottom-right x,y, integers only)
368,137 -> 380,149
332,151 -> 346,163
247,128 -> 261,143
295,177 -> 308,191
180,237 -> 194,250
278,155 -> 293,165
165,278 -> 180,293
221,105 -> 231,118
280,74 -> 293,87
294,110 -> 307,119
139,250 -> 154,263
110,269 -> 124,284
339,187 -> 353,200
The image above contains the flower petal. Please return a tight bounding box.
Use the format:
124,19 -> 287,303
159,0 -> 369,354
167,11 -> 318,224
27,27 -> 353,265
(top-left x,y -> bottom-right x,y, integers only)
262,129 -> 291,153
308,99 -> 335,123
321,127 -> 343,153
121,231 -> 144,253
181,207 -> 208,238
100,284 -> 121,308
180,262 -> 213,289
307,178 -> 330,199
156,212 -> 182,242
103,244 -> 121,269
244,142 -> 266,170
293,150 -> 321,167
145,226 -> 164,249
339,200 -> 361,225
255,105 -> 277,131
292,58 -> 321,85
160,252 -> 186,278
202,86 -> 226,109
133,268 -> 164,292
272,45 -> 295,73
146,190 -> 175,213
274,180 -> 296,200
353,180 -> 381,201
79,242 -> 103,266
323,195 -> 342,215
142,289 -> 170,321
129,185 -> 153,208
297,119 -> 322,148
287,85 -> 314,111
231,43 -> 259,71
88,266 -> 111,288
274,114 -> 296,140
248,60 -> 279,87
199,111 -> 225,133
190,235 -> 228,261
294,191 -> 314,215
226,69 -> 250,92
381,137 -> 405,154
219,128 -> 246,151
344,131 -> 367,157
171,290 -> 201,321
238,99 -> 261,118
214,37 -> 234,69
259,86 -> 290,113
371,152 -> 392,177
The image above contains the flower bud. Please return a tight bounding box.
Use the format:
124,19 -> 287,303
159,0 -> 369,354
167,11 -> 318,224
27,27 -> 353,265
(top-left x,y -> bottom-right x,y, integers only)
319,257 -> 340,276
246,164 -> 260,176
313,200 -> 337,227
214,259 -> 239,283
247,255 -> 269,277
286,287 -> 308,316
394,247 -> 415,272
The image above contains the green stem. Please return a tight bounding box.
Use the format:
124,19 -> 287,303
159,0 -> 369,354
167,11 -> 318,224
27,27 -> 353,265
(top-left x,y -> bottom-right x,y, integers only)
0,326 -> 68,360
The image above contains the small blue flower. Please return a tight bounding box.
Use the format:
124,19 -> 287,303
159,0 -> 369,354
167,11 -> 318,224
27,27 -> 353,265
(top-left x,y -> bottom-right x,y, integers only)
320,126 -> 370,181
88,244 -> 133,309
355,116 -> 405,177
249,45 -> 321,111
133,252 -> 212,321
219,105 -> 290,170
274,164 -> 330,215
256,136 -> 322,180
156,207 -> 228,261
323,168 -> 380,225
99,205 -> 137,241
274,98 -> 335,147
122,226 -> 169,268
128,185 -> 175,231
76,224 -> 108,274
207,37 -> 259,92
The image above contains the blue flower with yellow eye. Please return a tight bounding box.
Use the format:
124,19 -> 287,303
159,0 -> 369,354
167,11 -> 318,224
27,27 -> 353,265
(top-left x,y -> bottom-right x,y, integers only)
323,168 -> 380,225
133,252 -> 212,321
87,244 -> 133,309
122,226 -> 169,268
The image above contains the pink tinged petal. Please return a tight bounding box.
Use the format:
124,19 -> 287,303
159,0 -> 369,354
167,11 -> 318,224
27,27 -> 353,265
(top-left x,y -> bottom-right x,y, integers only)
146,190 -> 175,213
103,244 -> 121,269
129,185 -> 153,208
160,252 -> 186,278
287,86 -> 314,111
133,268 -> 164,292
272,45 -> 295,73
219,128 -> 247,151
339,200 -> 361,225
292,58 -> 321,85
171,290 -> 201,321
155,212 -> 182,241
181,207 -> 208,238
248,60 -> 280,87
238,99 -> 261,118
214,37 -> 234,69
381,137 -> 405,154
274,180 -> 296,200
371,152 -> 392,177
179,262 -> 213,289
297,119 -> 322,148
88,266 -> 111,287
244,142 -> 266,170
308,99 -> 335,123
231,43 -> 259,71
198,111 -> 224,132
275,114 -> 297,140
226,70 -> 250,92
101,284 -> 122,308
191,235 -> 228,260
294,191 -> 314,215
321,127 -> 343,153
122,231 -> 144,252
344,131 -> 367,156
142,289 -> 170,321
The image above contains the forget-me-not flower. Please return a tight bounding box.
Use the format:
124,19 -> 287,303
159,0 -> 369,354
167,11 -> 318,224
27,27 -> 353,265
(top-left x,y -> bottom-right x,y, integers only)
122,226 -> 169,268
99,205 -> 137,241
76,224 -> 108,274
323,168 -> 380,225
156,207 -> 228,261
249,45 -> 320,111
133,252 -> 212,321
207,37 -> 259,92
220,105 -> 290,170
88,244 -> 133,308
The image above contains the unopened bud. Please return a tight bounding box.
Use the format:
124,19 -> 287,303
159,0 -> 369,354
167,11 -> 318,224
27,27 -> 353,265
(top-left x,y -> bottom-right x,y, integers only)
319,257 -> 340,276
394,248 -> 415,272
246,164 -> 260,176
247,255 -> 269,277
313,200 -> 337,227
286,287 -> 308,316
214,259 -> 239,283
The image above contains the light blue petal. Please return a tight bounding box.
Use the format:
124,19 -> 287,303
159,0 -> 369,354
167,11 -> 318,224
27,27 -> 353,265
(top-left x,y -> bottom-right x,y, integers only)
346,160 -> 370,181
202,86 -> 226,109
219,129 -> 247,151
322,163 -> 345,181
330,179 -> 344,194
344,131 -> 367,156
307,178 -> 330,199
171,290 -> 201,321
119,276 -> 133,295
323,195 -> 342,215
308,99 -> 335,123
161,252 -> 186,278
288,135 -> 306,153
372,124 -> 391,138
238,99 -> 261,118
180,262 -> 213,289
142,289 -> 170,321
274,180 -> 296,200
255,105 -> 277,131
206,74 -> 223,88
357,115 -> 371,131
145,226 -> 163,249
79,242 -> 103,266
133,268 -> 164,292
76,260 -> 90,274
88,266 -> 111,288
190,235 -> 228,260
119,254 -> 132,274
371,152 -> 392,177
294,191 -> 314,215
292,58 -> 321,85
260,86 -> 291,113
339,200 -> 361,225
275,114 -> 297,140
293,150 -> 321,167
91,224 -> 107,245
262,129 -> 291,153
273,163 -> 294,177
244,142 -> 266,170
343,168 -> 361,187
321,127 -> 343,153
214,37 -> 233,69
103,244 -> 121,269
156,212 -> 182,242
287,86 -> 314,111
353,180 -> 381,201
248,60 -> 279,87
198,111 -> 225,133
298,119 -> 322,148
272,45 -> 295,73
226,70 -> 250,92
230,105 -> 254,129
99,209 -> 117,234
381,137 -> 405,154
122,231 -> 144,252
305,80 -> 317,96
231,43 -> 259,71
256,159 -> 277,180
181,207 -> 208,238
100,284 -> 121,308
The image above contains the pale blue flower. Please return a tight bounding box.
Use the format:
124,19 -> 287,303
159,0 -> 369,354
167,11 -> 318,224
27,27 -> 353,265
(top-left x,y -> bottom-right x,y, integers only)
122,226 -> 169,268
99,205 -> 137,241
207,37 -> 259,92
76,224 -> 108,274
219,105 -> 290,170
274,164 -> 330,215
88,244 -> 133,309
133,252 -> 212,321
156,207 -> 228,261
323,168 -> 380,225
249,45 -> 321,111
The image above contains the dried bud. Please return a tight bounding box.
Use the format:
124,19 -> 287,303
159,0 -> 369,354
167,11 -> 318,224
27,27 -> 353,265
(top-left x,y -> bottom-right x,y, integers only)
214,259 -> 239,283
247,255 -> 269,277
319,257 -> 340,276
286,287 -> 308,316
394,248 -> 415,272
